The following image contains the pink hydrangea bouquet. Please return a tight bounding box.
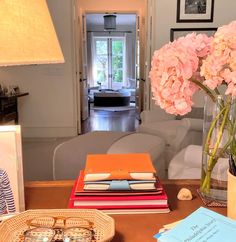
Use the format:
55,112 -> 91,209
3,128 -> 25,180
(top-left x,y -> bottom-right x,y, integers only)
149,20 -> 236,199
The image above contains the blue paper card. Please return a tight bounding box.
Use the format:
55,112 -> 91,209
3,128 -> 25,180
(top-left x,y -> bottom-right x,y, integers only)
84,180 -> 155,190
158,207 -> 236,242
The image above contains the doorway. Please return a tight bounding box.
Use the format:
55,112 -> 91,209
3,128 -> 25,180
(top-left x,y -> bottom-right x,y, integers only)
76,1 -> 147,134
84,13 -> 138,116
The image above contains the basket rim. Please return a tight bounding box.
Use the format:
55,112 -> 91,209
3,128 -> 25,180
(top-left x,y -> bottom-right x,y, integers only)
0,209 -> 115,242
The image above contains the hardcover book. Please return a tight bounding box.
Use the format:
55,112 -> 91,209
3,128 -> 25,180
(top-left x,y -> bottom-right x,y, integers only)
84,153 -> 156,181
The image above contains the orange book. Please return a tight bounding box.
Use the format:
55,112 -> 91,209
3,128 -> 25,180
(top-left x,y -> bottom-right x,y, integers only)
84,153 -> 156,181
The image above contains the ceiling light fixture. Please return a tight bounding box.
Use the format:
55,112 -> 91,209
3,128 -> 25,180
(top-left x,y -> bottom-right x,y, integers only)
103,14 -> 116,30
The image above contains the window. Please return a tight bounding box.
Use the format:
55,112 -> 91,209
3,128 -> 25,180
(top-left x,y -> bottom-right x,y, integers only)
94,39 -> 108,87
93,37 -> 126,90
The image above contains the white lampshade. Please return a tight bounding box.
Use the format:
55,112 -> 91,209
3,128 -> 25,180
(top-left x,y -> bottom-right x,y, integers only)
0,0 -> 64,66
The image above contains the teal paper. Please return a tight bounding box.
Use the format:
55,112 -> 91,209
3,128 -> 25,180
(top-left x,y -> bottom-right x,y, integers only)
159,207 -> 236,242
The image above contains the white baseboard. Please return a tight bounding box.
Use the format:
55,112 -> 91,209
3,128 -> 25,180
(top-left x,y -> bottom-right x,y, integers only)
21,126 -> 77,138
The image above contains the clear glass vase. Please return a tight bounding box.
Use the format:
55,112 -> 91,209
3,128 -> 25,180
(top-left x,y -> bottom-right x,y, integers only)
200,95 -> 236,202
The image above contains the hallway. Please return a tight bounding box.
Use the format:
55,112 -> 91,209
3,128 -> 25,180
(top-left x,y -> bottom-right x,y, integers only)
81,109 -> 139,133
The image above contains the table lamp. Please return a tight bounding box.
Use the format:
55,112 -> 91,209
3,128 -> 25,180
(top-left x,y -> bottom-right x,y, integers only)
0,0 -> 64,66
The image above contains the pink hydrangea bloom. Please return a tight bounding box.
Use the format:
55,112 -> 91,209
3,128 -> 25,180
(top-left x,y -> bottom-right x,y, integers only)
181,33 -> 213,58
149,33 -> 212,115
201,20 -> 236,96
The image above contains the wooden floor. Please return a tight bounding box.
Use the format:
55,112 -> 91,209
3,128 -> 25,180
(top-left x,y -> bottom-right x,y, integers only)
81,109 -> 140,134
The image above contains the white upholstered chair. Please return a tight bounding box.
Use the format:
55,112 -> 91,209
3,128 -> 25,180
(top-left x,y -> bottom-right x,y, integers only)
137,108 -> 203,167
168,145 -> 202,179
168,144 -> 229,180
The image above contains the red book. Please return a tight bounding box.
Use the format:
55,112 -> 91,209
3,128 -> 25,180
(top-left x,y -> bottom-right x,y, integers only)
68,202 -> 170,214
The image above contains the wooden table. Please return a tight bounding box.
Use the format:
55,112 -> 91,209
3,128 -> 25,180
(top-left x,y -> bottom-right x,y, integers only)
24,180 -> 227,242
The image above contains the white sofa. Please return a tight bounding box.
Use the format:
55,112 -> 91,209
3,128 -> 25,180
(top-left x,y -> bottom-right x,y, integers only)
137,108 -> 203,167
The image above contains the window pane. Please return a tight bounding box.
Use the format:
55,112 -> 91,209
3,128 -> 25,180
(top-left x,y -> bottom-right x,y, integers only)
97,70 -> 107,84
96,55 -> 108,69
113,69 -> 123,83
112,40 -> 124,85
96,40 -> 107,55
95,39 -> 108,88
112,40 -> 123,55
112,56 -> 123,69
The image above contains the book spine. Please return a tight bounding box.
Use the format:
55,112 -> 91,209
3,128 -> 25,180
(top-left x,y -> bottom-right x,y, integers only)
70,194 -> 167,202
70,204 -> 169,209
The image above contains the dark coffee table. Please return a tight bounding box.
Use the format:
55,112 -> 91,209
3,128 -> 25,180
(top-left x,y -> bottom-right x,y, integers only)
94,91 -> 131,107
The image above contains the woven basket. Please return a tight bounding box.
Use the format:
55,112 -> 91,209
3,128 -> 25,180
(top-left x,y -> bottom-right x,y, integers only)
0,209 -> 115,242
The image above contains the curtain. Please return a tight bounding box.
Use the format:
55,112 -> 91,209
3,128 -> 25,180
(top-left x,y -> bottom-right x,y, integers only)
125,32 -> 136,88
87,32 -> 95,87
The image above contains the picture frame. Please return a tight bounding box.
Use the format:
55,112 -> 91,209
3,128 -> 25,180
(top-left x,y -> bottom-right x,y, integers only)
170,27 -> 217,41
177,0 -> 215,22
0,125 -> 25,215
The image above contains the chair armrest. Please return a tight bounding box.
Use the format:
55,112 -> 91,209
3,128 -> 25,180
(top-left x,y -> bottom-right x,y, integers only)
181,118 -> 203,131
171,118 -> 203,152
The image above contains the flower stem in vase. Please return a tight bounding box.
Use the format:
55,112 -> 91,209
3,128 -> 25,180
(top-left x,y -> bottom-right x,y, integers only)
200,154 -> 217,194
200,168 -> 212,194
200,100 -> 231,197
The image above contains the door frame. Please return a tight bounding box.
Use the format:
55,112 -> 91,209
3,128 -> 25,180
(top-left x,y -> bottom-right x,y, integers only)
74,3 -> 149,132
71,0 -> 82,134
143,0 -> 155,110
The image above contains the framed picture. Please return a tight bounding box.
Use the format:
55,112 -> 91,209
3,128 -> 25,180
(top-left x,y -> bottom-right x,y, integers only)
170,27 -> 217,41
0,125 -> 25,216
177,0 -> 215,22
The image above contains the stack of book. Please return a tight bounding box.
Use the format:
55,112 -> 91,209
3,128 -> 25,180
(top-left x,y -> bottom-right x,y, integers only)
69,153 -> 170,214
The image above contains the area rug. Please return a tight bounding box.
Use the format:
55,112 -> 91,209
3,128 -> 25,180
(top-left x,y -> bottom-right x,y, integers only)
90,103 -> 136,112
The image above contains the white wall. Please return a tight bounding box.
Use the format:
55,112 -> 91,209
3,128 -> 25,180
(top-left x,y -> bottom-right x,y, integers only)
153,0 -> 236,50
150,0 -> 236,109
0,0 -> 77,137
